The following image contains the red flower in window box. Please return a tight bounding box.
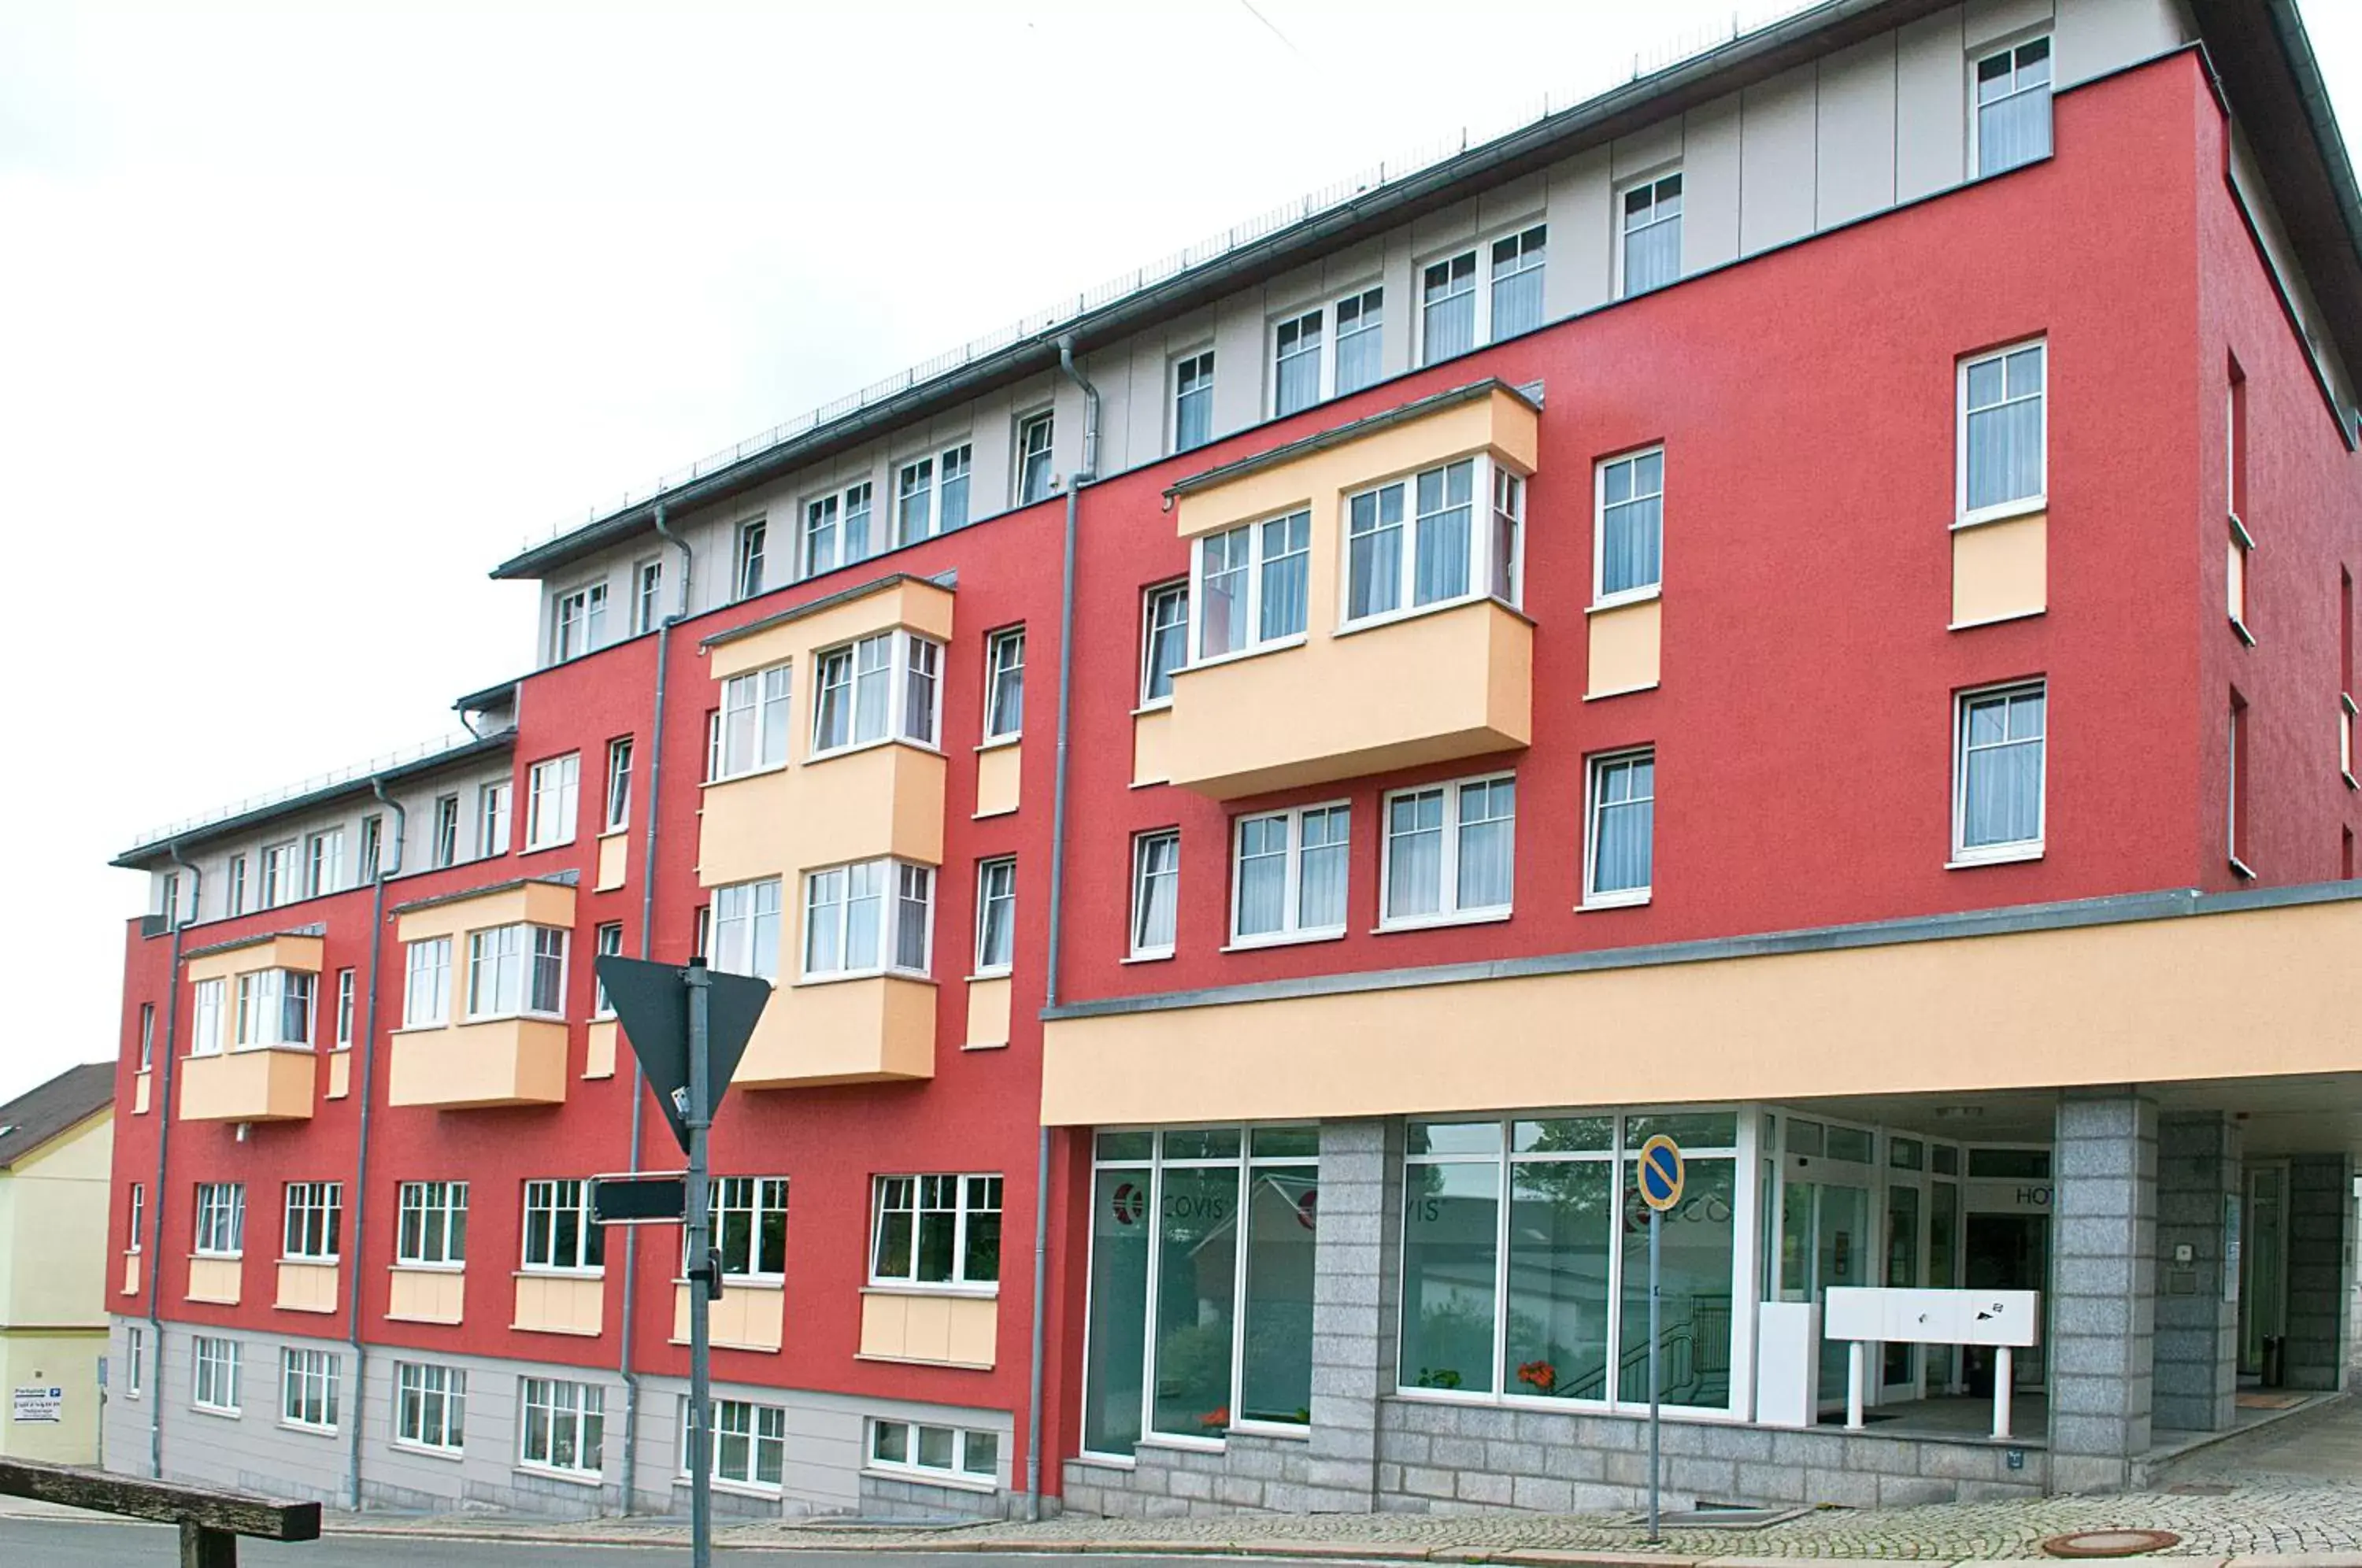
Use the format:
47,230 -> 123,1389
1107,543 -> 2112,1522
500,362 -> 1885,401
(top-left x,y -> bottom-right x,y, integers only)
1516,1360 -> 1558,1394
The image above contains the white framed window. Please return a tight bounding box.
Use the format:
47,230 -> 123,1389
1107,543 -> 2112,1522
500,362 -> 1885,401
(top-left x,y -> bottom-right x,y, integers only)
1419,224 -> 1546,364
357,815 -> 383,882
1194,509 -> 1310,661
1231,803 -> 1349,946
128,1183 -> 146,1252
334,968 -> 354,1047
593,923 -> 623,1015
192,1336 -> 239,1415
261,841 -> 297,909
802,859 -> 932,979
476,782 -> 511,859
811,632 -> 942,756
1346,455 -> 1523,624
870,1419 -> 999,1485
156,871 -> 181,924
304,830 -> 343,898
983,627 -> 1026,741
1335,286 -> 1384,395
191,979 -> 225,1057
283,1181 -> 341,1262
552,582 -> 608,662
396,1181 -> 468,1267
280,1347 -> 339,1433
232,969 -> 313,1048
1272,285 -> 1384,417
683,1396 -> 787,1490
603,738 -> 633,832
519,1378 -> 603,1476
801,479 -> 875,579
1618,172 -> 1683,298
974,857 -> 1016,975
526,753 -> 579,850
1016,410 -> 1056,505
1130,830 -> 1180,960
125,1325 -> 144,1399
226,856 -> 247,917
713,665 -> 791,780
1381,774 -> 1516,928
1172,349 -> 1214,453
1273,306 -> 1324,417
138,1004 -> 155,1072
395,1362 -> 466,1453
1595,447 -> 1664,604
1953,680 -> 2047,862
896,442 -> 973,545
1975,35 -> 2052,177
465,925 -> 566,1020
734,517 -> 768,600
631,558 -> 665,635
1958,338 -> 2046,523
713,1176 -> 790,1280
1139,582 -> 1190,706
711,878 -> 781,982
2228,693 -> 2252,876
1584,749 -> 1657,907
870,1174 -> 1001,1287
522,1179 -> 603,1274
194,1182 -> 245,1257
431,796 -> 460,869
403,937 -> 452,1028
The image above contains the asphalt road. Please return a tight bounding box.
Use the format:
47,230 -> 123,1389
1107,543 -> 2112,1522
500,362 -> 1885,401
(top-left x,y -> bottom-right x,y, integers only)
0,1521 -> 1338,1568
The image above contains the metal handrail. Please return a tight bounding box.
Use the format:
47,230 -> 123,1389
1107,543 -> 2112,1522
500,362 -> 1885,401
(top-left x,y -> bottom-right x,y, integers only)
128,730 -> 492,849
511,1 -> 1820,553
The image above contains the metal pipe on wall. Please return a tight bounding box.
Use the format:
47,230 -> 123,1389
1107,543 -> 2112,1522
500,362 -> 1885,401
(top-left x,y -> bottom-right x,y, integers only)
146,844 -> 200,1478
343,781 -> 405,1508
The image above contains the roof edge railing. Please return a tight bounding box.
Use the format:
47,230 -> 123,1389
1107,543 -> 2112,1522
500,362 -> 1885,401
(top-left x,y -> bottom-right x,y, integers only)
124,729 -> 505,852
509,0 -> 1824,555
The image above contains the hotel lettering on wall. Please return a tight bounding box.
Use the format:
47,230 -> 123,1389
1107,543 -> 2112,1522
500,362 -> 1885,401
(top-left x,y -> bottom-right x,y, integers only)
1965,1181 -> 2053,1214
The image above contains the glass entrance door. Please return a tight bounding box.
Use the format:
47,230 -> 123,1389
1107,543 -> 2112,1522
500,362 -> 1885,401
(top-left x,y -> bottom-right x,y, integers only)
1777,1156 -> 1871,1410
1881,1181 -> 1923,1398
2241,1162 -> 2288,1377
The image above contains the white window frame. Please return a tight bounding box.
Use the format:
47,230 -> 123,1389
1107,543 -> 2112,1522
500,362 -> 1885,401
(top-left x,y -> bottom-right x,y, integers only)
594,923 -> 624,1015
518,1377 -> 604,1477
1417,223 -> 1547,366
868,1173 -> 1002,1290
232,968 -> 313,1049
226,855 -> 247,918
192,1336 -> 240,1416
552,582 -> 608,663
125,1325 -> 144,1400
709,1174 -> 790,1282
1190,509 -> 1312,664
260,841 -> 297,909
681,1395 -> 788,1492
800,478 -> 876,579
1583,748 -> 1657,908
1015,409 -> 1056,506
1228,801 -> 1350,949
800,858 -> 933,982
1129,830 -> 1180,960
403,937 -> 452,1029
526,753 -> 579,851
1378,771 -> 1518,930
868,1418 -> 1000,1488
713,664 -> 792,781
1271,284 -> 1385,417
194,1182 -> 245,1258
395,1361 -> 467,1454
520,1178 -> 603,1275
734,516 -> 768,601
334,968 -> 355,1048
1950,679 -> 2049,865
1138,581 -> 1190,708
1341,454 -> 1523,631
191,978 -> 225,1057
895,441 -> 974,545
603,737 -> 633,832
357,815 -> 383,882
304,829 -> 342,899
463,923 -> 568,1022
282,1180 -> 341,1263
1615,170 -> 1684,299
1593,446 -> 1666,608
710,878 -> 781,982
396,1181 -> 468,1268
1172,348 -> 1215,454
631,557 -> 665,636
983,627 -> 1026,742
1956,337 -> 2049,527
1972,33 -> 2053,179
128,1183 -> 146,1252
974,856 -> 1016,976
280,1346 -> 340,1434
476,781 -> 511,860
809,632 -> 943,758
431,796 -> 460,869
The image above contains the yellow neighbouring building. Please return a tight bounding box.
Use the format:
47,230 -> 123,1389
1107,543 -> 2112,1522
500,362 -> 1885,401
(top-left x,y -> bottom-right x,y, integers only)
0,1063 -> 117,1464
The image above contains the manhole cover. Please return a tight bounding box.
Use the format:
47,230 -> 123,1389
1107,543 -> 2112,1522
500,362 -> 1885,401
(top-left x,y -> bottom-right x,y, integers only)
2041,1529 -> 2182,1558
1623,1506 -> 1811,1530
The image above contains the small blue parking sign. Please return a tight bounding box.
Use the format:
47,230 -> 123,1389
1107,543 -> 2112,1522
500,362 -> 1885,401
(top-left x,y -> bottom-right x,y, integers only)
1638,1134 -> 1684,1211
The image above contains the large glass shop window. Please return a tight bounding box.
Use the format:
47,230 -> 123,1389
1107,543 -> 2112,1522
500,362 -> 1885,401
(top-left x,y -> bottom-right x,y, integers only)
1403,1111 -> 1739,1411
1083,1126 -> 1320,1456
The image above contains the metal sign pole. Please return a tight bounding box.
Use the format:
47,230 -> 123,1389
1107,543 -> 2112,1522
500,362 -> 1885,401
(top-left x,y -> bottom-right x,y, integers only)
1647,1204 -> 1662,1544
685,960 -> 713,1568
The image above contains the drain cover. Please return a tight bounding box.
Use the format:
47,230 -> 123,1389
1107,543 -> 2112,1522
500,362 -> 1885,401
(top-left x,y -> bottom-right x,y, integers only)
1625,1506 -> 1810,1530
2041,1529 -> 2182,1558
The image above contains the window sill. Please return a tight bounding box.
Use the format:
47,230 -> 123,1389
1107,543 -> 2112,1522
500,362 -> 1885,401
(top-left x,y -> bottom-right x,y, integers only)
2343,770 -> 2358,792
1120,950 -> 1175,965
277,1256 -> 340,1269
1220,929 -> 1347,954
1953,497 -> 2046,531
706,761 -> 789,788
809,735 -> 944,767
1136,1432 -> 1226,1455
863,1464 -> 998,1493
1181,634 -> 1309,676
191,1404 -> 242,1422
515,1463 -> 603,1488
280,1420 -> 339,1440
1372,908 -> 1512,935
2230,511 -> 2256,550
457,1011 -> 568,1029
859,1281 -> 999,1300
391,1440 -> 465,1464
1230,1420 -> 1312,1441
598,823 -> 629,840
1948,608 -> 2045,632
1130,700 -> 1175,719
1586,586 -> 1662,616
1583,681 -> 1660,703
1946,845 -> 2044,870
518,839 -> 576,857
193,1044 -> 313,1059
1071,1452 -> 1137,1473
976,735 -> 1021,753
1335,593 -> 1530,641
2230,616 -> 2256,647
190,1252 -> 243,1264
679,1474 -> 787,1500
2230,855 -> 2257,881
512,1268 -> 605,1281
966,969 -> 1013,983
792,969 -> 934,991
1578,891 -> 1652,912
391,1261 -> 465,1275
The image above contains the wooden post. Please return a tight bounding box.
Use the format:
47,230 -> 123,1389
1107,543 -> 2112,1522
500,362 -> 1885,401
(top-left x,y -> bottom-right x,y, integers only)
181,1518 -> 238,1567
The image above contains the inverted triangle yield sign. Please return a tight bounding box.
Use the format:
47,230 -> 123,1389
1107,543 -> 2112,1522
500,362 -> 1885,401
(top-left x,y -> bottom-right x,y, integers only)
594,956 -> 772,1156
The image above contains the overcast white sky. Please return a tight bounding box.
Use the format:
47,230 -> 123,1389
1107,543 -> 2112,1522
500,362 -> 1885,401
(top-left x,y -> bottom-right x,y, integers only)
6,0 -> 2362,1104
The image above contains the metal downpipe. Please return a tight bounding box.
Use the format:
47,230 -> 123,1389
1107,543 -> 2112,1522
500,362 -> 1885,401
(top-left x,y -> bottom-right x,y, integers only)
146,843 -> 199,1479
343,782 -> 404,1509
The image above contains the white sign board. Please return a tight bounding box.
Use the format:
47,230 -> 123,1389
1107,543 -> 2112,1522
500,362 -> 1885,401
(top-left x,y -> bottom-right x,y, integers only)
11,1386 -> 62,1424
1823,1287 -> 2041,1348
